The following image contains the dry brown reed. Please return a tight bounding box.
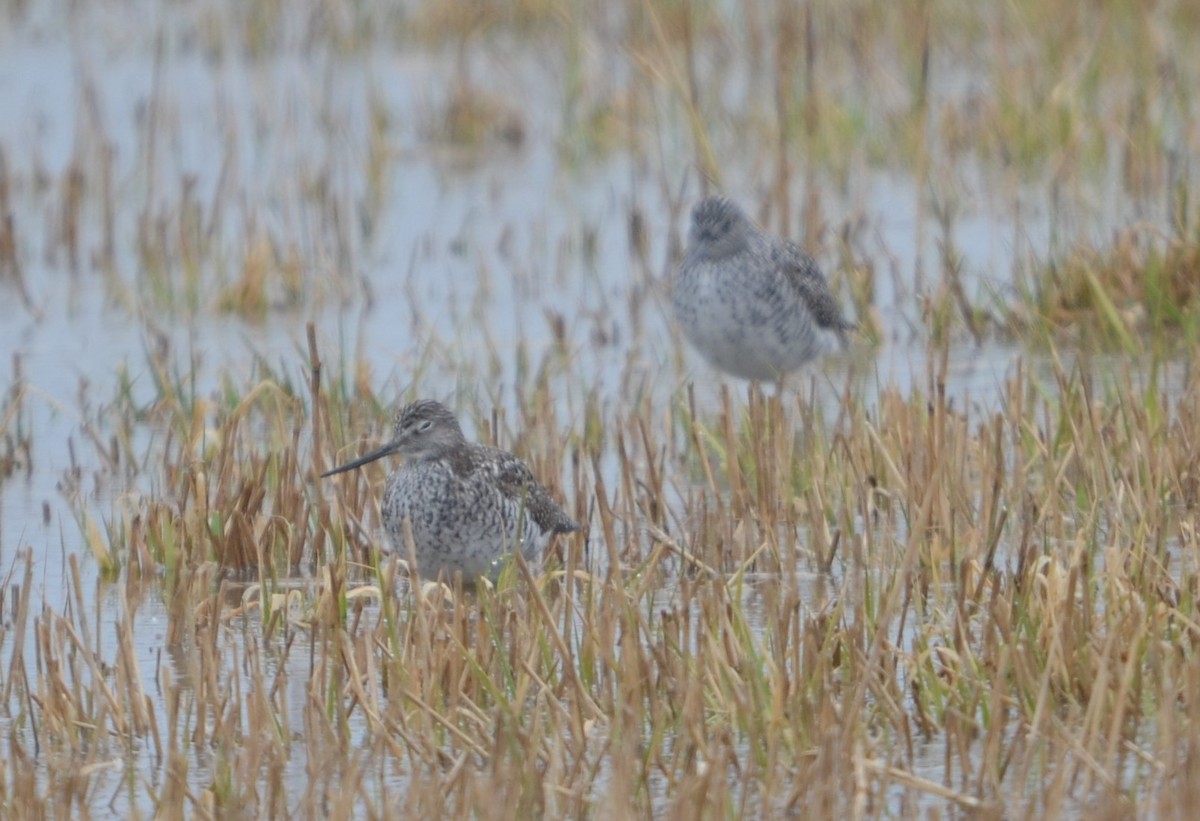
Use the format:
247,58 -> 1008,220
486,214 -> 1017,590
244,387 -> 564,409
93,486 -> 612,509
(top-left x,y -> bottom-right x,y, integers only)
3,329 -> 1194,816
4,0 -> 1200,817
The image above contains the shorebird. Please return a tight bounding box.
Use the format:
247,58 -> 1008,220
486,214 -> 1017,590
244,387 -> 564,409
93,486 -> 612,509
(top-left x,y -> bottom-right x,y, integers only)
671,195 -> 856,382
322,400 -> 580,583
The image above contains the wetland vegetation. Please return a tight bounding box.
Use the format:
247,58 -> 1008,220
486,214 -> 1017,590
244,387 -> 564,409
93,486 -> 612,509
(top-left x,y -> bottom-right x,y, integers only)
1,0 -> 1199,817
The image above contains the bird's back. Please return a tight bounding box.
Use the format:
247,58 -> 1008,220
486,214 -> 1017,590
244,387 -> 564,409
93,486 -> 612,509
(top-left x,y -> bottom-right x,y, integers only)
464,444 -> 581,535
382,443 -> 577,581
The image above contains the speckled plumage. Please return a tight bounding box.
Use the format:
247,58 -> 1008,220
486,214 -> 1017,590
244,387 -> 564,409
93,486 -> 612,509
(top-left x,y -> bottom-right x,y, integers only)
672,196 -> 855,381
323,400 -> 579,582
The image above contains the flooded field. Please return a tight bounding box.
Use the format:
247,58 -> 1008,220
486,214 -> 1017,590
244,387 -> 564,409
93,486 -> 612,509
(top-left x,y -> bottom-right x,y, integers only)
1,0 -> 1199,816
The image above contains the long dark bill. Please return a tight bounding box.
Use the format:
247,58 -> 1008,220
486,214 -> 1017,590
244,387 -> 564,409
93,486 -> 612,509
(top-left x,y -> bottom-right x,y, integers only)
321,440 -> 399,478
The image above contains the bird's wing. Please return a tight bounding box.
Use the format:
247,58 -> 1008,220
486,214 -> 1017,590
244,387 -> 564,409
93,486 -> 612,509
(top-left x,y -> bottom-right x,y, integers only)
774,240 -> 857,332
479,446 -> 580,534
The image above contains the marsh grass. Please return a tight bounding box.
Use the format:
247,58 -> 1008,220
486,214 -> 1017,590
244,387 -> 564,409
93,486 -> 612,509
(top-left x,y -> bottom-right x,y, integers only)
1018,227 -> 1200,347
5,0 -> 1200,816
0,354 -> 31,480
17,0 -> 1196,339
7,323 -> 1195,816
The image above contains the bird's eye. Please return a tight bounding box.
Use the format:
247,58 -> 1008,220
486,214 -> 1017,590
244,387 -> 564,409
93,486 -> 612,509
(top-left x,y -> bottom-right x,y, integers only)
417,419 -> 433,433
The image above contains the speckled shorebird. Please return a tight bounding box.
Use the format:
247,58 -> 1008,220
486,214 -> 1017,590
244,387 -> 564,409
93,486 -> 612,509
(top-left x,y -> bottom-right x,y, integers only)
322,400 -> 580,583
672,195 -> 856,382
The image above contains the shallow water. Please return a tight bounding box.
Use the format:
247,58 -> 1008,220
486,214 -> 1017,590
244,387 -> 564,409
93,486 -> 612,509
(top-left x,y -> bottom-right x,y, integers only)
0,0 -> 1195,814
